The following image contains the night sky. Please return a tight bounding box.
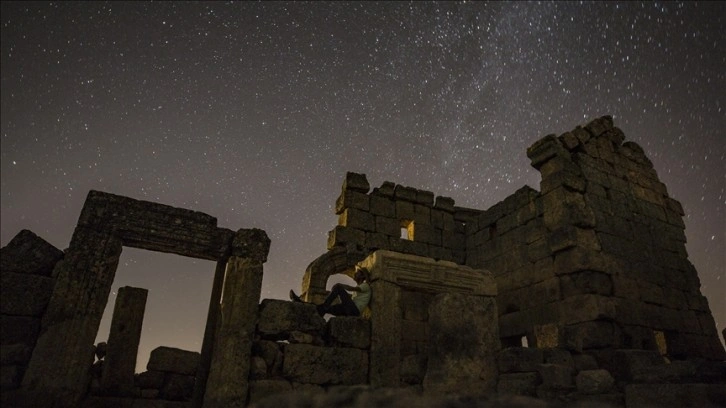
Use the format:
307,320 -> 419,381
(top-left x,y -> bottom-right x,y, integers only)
2,2 -> 724,372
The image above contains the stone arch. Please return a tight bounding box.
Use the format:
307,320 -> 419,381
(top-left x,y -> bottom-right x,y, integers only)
301,246 -> 367,304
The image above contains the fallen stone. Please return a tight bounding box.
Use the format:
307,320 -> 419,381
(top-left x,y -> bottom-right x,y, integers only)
257,299 -> 326,340
146,347 -> 200,376
0,229 -> 63,277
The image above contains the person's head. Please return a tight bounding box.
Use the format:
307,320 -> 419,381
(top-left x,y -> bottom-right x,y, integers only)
354,267 -> 369,284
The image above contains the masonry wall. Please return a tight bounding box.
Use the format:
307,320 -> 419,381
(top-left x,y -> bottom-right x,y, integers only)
467,116 -> 725,361
329,172 -> 474,265
0,230 -> 63,392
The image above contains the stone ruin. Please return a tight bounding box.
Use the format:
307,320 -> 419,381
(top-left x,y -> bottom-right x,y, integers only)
1,116 -> 724,408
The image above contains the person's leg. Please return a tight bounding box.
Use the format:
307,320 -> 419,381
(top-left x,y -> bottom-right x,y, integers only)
325,301 -> 360,317
321,284 -> 352,307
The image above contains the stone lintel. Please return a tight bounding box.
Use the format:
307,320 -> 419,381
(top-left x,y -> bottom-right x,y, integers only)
360,250 -> 496,296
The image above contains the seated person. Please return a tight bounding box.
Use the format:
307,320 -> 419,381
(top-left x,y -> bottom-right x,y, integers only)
290,267 -> 371,317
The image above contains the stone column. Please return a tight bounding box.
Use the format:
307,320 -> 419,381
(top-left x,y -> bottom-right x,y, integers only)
101,286 -> 148,396
21,228 -> 123,407
368,279 -> 401,387
193,258 -> 228,407
202,228 -> 269,408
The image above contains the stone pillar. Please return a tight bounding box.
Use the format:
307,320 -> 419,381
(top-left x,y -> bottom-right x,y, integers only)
202,228 -> 269,408
100,286 -> 148,396
193,258 -> 228,407
368,279 -> 402,387
21,228 -> 123,407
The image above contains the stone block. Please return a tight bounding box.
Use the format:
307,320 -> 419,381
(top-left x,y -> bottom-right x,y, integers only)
564,321 -> 623,352
557,294 -> 617,325
542,348 -> 574,369
554,247 -> 609,275
326,317 -> 370,349
364,232 -> 389,251
335,190 -> 370,214
257,299 -> 325,339
159,373 -> 195,401
146,347 -> 200,376
560,271 -> 613,297
537,363 -> 574,389
395,200 -> 415,220
625,384 -> 726,408
393,185 -> 418,202
573,354 -> 599,371
498,347 -> 544,373
135,370 -> 165,389
434,196 -> 455,212
251,340 -> 283,377
339,208 -> 375,232
342,172 -> 370,193
575,369 -> 615,394
584,116 -> 614,138
373,181 -> 395,197
606,350 -> 666,382
0,271 -> 55,316
0,229 -> 63,277
327,225 -> 365,249
374,216 -> 401,237
248,379 -> 293,405
415,189 -> 435,206
282,344 -> 367,385
497,372 -> 540,397
411,223 -> 440,246
424,293 -> 499,394
369,195 -> 395,218
532,325 -> 563,348
527,134 -> 568,170
230,228 -> 271,262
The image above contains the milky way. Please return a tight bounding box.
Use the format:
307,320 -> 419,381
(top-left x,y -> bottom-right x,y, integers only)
2,2 -> 723,371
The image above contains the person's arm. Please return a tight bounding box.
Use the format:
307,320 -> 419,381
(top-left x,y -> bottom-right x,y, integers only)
337,284 -> 360,292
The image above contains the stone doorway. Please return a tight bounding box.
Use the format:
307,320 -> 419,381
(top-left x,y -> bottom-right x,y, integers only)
94,248 -> 216,373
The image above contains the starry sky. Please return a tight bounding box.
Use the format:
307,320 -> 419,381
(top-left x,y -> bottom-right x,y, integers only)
2,1 -> 724,372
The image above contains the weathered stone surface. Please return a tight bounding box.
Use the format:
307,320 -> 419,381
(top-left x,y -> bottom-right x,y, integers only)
251,341 -> 283,378
21,228 -> 122,407
335,190 -> 370,215
423,293 -> 499,394
0,271 -> 55,317
257,299 -> 326,339
575,369 -> 615,394
102,286 -> 148,396
497,372 -> 540,397
230,228 -> 271,262
136,370 -> 165,389
248,379 -> 293,405
400,354 -> 427,385
625,383 -> 726,408
204,257 -> 263,407
342,172 -> 370,193
1,364 -> 21,390
160,373 -> 195,401
146,347 -> 199,376
282,344 -> 368,385
0,230 -> 63,277
605,349 -> 665,382
498,347 -> 544,373
537,363 -> 574,390
0,343 -> 32,365
326,317 -> 370,349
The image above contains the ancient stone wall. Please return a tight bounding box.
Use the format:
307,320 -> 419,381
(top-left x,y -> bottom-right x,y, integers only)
0,230 -> 63,392
302,173 -> 480,303
465,116 -> 724,363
